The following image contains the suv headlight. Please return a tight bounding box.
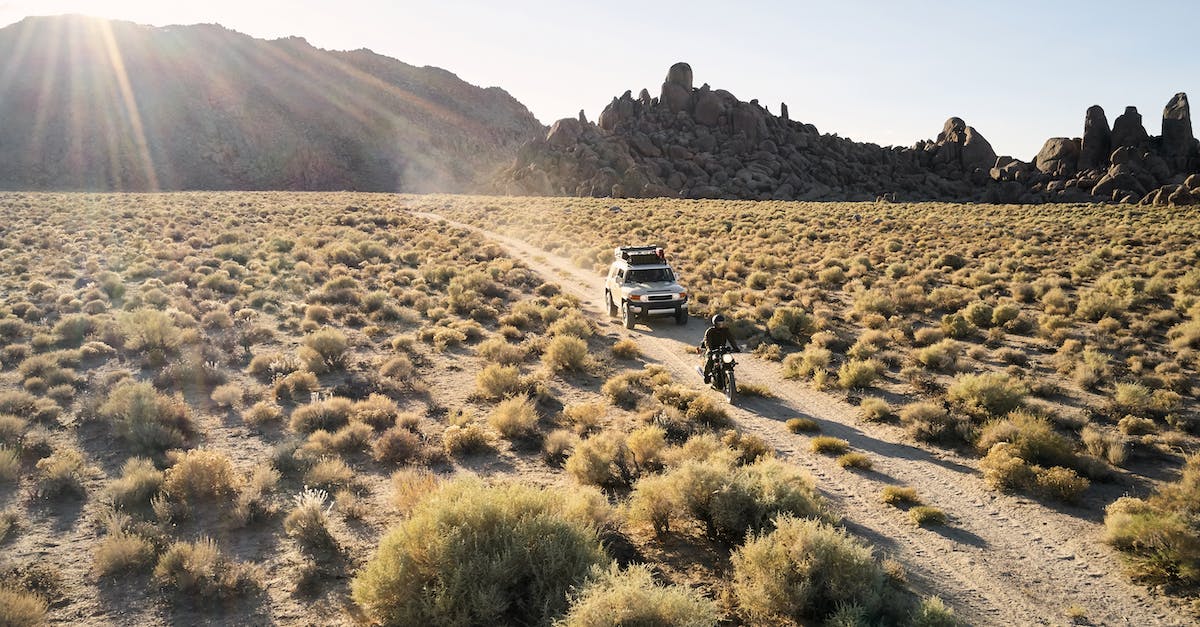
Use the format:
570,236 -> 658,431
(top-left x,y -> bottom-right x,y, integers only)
722,353 -> 734,364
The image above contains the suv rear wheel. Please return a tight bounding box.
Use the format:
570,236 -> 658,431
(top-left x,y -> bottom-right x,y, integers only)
607,291 -> 619,317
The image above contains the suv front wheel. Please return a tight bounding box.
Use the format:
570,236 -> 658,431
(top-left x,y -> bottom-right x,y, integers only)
621,301 -> 635,329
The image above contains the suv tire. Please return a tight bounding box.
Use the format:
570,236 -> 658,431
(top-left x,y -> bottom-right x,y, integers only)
607,291 -> 619,317
622,301 -> 635,329
675,309 -> 687,325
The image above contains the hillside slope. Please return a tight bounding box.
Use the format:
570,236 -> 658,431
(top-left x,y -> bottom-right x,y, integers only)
0,15 -> 544,191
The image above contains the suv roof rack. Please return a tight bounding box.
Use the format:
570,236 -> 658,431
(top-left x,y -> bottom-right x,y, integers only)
615,245 -> 665,265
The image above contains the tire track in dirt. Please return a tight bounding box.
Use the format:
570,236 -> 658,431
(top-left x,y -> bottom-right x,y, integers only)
414,212 -> 1185,626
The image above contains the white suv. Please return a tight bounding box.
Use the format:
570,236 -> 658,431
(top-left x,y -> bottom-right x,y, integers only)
604,245 -> 688,329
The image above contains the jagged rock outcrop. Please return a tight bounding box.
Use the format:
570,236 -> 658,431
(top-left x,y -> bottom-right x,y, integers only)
0,15 -> 544,192
495,62 -> 1197,205
1161,93 -> 1197,172
1079,105 -> 1112,171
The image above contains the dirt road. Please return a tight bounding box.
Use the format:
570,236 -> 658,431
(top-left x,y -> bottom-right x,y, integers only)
415,211 -> 1185,626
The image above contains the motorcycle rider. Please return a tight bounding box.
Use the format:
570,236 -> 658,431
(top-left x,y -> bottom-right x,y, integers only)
700,313 -> 740,383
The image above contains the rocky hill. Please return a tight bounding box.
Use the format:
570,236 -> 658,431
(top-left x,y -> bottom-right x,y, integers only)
0,15 -> 544,192
496,62 -> 1199,205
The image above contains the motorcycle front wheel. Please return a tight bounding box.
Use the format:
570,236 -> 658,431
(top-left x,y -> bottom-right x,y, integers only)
725,369 -> 736,404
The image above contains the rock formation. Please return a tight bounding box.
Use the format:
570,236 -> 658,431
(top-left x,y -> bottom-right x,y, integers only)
495,62 -> 1197,206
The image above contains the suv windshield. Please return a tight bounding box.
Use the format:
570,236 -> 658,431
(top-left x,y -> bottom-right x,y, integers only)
627,268 -> 674,283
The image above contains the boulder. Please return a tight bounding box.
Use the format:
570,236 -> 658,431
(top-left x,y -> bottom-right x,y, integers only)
961,126 -> 997,170
598,91 -> 639,131
780,102 -> 789,121
660,81 -> 692,114
1186,173 -> 1200,191
693,90 -> 727,127
1079,105 -> 1111,170
1035,137 -> 1081,176
1160,92 -> 1194,171
731,103 -> 765,145
546,118 -> 584,148
1111,106 -> 1149,150
1092,171 -> 1145,199
665,62 -> 693,90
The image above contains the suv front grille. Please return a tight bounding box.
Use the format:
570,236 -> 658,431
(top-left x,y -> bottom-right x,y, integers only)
648,295 -> 675,301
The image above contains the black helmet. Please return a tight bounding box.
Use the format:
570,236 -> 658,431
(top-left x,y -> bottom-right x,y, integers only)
711,314 -> 725,325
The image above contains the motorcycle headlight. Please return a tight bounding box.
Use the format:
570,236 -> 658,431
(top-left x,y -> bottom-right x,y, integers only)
722,353 -> 734,364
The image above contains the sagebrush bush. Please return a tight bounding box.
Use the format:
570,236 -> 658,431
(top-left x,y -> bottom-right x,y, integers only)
732,515 -> 885,623
163,449 -> 241,505
488,395 -> 539,439
785,417 -> 820,433
373,426 -> 423,464
154,537 -> 259,599
837,358 -> 883,389
289,397 -> 353,434
561,401 -> 606,435
560,564 -> 719,627
0,448 -> 17,483
103,457 -> 163,514
35,446 -> 87,498
351,478 -> 609,626
810,436 -> 849,455
443,422 -> 493,456
242,400 -> 283,426
94,532 -> 156,576
859,397 -> 892,422
611,338 -> 640,359
284,488 -> 338,555
99,380 -> 193,451
881,486 -> 921,506
837,452 -> 873,470
303,457 -> 355,491
475,363 -> 523,400
566,430 -> 632,488
910,506 -> 947,526
946,372 -> 1027,417
543,334 -> 589,371
1104,454 -> 1200,586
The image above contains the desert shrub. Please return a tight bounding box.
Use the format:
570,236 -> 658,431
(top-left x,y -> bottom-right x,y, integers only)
548,310 -> 593,338
766,306 -> 814,344
443,423 -> 493,456
881,486 -> 922,506
685,395 -> 731,429
327,421 -> 374,452
731,515 -> 885,623
94,533 -> 156,576
543,429 -> 577,465
304,457 -> 355,491
910,506 -> 947,526
786,417 -> 820,433
1118,415 -> 1158,436
627,456 -> 828,543
99,381 -> 192,451
301,328 -> 348,372
946,372 -> 1026,418
34,447 -> 87,498
975,411 -> 1077,469
273,370 -> 320,403
351,478 -> 609,627
350,394 -> 399,429
1104,454 -> 1200,586
103,457 -> 163,514
284,487 -> 338,555
559,564 -> 719,627
543,334 -> 589,371
722,430 -> 771,465
163,449 -> 241,504
611,338 -> 640,359
119,308 -> 182,354
372,426 -> 423,464
939,312 -> 976,339
980,443 -> 1089,503
626,425 -> 667,470
1110,383 -> 1152,417
476,364 -> 523,400
811,436 -> 849,455
561,401 -> 606,435
837,358 -> 883,389
782,346 -> 831,380
210,383 -> 245,408
379,353 -> 416,383
476,337 -> 526,365
242,401 -> 284,426
0,586 -> 47,627
0,448 -> 17,483
153,537 -> 259,599
838,452 -> 873,470
566,430 -> 632,488
859,397 -> 892,422
913,339 -> 962,371
488,395 -> 540,440
899,401 -> 965,444
1081,425 -> 1127,466
0,414 -> 26,447
289,397 -> 353,434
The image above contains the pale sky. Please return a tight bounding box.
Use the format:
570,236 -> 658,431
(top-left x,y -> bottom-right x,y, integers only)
1,0 -> 1196,160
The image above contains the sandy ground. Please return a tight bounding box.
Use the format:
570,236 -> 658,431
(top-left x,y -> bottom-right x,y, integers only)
415,211 -> 1191,627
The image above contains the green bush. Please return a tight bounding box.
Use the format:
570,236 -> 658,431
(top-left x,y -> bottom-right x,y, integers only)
1104,454 -> 1200,586
351,478 -> 609,626
560,564 -> 719,627
946,372 -> 1026,417
627,456 -> 828,544
99,381 -> 193,451
732,515 -> 885,623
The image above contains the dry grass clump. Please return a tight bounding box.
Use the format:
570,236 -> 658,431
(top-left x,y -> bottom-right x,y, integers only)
859,397 -> 893,422
785,417 -> 820,433
443,420 -> 494,456
1104,454 -> 1200,587
475,363 -> 524,400
560,564 -> 719,627
94,530 -> 156,576
351,478 -> 609,627
0,586 -> 48,627
627,455 -> 828,544
731,515 -> 888,624
561,401 -> 606,435
881,486 -> 922,506
899,401 -> 966,445
34,446 -> 88,498
488,395 -> 540,440
566,430 -> 634,488
303,457 -> 355,491
611,338 -> 640,359
102,457 -> 163,514
837,452 -> 873,470
909,506 -> 948,526
475,337 -> 526,365
946,372 -> 1027,418
0,447 -> 17,484
98,380 -> 193,451
284,487 -> 338,555
242,400 -> 284,426
153,537 -> 260,599
372,426 -> 424,464
810,436 -> 849,455
299,327 -> 349,373
272,370 -> 320,403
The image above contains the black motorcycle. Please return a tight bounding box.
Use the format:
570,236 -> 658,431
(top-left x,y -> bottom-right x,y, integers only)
707,347 -> 737,404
